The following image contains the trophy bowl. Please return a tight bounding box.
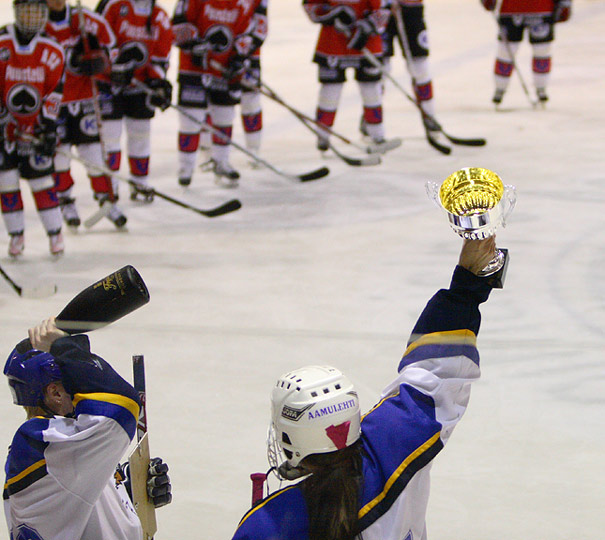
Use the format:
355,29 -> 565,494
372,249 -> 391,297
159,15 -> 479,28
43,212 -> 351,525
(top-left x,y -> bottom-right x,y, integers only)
426,167 -> 516,288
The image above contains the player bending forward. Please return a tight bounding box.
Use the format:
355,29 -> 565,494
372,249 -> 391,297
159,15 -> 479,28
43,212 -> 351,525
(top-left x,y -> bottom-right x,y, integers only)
232,237 -> 498,540
3,317 -> 172,540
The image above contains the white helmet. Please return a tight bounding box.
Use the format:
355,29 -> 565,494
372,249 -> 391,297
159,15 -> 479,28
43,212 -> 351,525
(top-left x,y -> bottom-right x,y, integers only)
268,365 -> 361,470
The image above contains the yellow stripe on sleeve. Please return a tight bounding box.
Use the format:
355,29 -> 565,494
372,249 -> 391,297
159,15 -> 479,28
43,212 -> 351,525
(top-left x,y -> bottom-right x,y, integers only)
4,459 -> 46,489
404,329 -> 476,356
358,432 -> 442,519
72,392 -> 140,420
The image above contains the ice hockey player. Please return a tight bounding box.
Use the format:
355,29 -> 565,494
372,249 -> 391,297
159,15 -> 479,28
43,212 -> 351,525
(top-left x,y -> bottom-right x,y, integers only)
303,0 -> 389,151
231,236 -> 499,540
95,0 -> 174,201
380,0 -> 444,142
172,0 -> 268,188
3,316 -> 172,540
481,0 -> 572,106
45,0 -> 127,229
198,44 -> 265,167
0,0 -> 65,257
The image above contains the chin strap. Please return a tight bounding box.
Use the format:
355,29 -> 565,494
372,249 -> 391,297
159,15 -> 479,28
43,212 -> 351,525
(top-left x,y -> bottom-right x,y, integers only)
277,461 -> 309,481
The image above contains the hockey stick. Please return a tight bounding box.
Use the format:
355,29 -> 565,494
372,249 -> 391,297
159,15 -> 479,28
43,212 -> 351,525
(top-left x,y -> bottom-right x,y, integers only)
248,80 -> 381,166
18,132 -> 242,220
129,355 -> 157,540
488,7 -> 539,109
368,8 -> 487,153
249,74 -> 400,156
0,264 -> 57,299
133,80 -> 329,183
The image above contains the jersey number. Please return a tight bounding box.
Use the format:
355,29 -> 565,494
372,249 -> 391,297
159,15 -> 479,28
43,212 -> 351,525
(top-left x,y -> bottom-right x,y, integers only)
40,49 -> 61,72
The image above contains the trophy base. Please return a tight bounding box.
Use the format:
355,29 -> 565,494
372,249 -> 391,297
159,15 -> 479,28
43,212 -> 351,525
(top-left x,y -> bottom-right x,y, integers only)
477,248 -> 509,289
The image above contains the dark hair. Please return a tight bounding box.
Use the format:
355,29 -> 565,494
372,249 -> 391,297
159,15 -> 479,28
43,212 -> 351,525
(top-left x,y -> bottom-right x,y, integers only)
300,440 -> 364,540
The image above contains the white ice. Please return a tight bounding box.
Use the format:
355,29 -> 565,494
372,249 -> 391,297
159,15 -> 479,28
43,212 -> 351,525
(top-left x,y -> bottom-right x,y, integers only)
1,0 -> 604,538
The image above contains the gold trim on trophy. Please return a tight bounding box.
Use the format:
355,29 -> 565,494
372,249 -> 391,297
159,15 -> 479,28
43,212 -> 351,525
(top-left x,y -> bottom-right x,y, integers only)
439,167 -> 504,217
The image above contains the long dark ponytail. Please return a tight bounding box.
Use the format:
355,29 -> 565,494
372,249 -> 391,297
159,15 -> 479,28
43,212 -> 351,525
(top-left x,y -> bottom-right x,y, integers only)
300,440 -> 364,540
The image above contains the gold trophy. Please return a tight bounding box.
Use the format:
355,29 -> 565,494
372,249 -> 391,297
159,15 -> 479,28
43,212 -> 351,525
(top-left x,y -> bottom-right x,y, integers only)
426,167 -> 516,288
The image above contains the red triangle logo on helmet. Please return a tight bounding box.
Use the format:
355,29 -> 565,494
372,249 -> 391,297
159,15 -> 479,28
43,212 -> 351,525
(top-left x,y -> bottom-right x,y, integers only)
325,421 -> 351,450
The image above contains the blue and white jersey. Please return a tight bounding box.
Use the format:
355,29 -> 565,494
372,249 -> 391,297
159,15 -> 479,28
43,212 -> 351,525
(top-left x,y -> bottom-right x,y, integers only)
232,265 -> 492,540
3,336 -> 143,540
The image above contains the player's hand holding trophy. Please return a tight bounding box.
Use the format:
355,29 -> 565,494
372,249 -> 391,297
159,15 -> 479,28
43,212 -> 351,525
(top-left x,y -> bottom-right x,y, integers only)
426,167 -> 516,288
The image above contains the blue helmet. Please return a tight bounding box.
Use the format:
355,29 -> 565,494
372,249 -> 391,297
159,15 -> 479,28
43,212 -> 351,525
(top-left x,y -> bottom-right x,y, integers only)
4,346 -> 62,406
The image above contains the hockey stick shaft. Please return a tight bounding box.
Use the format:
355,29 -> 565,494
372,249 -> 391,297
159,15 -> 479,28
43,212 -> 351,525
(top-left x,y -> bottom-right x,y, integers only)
489,8 -> 538,108
132,80 -> 328,182
251,81 -> 379,166
131,355 -> 157,540
0,264 -> 23,296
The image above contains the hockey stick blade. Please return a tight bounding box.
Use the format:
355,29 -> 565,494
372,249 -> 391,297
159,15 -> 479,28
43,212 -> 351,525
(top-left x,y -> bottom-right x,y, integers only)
326,143 -> 381,167
298,166 -> 330,182
196,198 -> 242,217
366,138 -> 402,155
425,131 -> 452,155
442,132 -> 487,147
84,201 -> 112,228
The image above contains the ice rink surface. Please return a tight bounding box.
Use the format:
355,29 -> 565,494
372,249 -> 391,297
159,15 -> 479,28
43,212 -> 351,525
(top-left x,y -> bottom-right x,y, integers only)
1,0 -> 604,538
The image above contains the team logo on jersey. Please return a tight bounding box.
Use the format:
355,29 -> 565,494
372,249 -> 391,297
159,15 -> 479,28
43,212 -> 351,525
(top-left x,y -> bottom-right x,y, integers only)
204,25 -> 233,54
79,114 -> 98,137
6,84 -> 41,116
0,47 -> 10,61
29,153 -> 53,171
12,523 -> 44,540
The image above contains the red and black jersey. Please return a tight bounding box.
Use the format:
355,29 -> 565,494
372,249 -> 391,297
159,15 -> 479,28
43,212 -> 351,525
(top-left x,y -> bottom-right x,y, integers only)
499,0 -> 555,15
172,0 -> 268,78
45,5 -> 115,102
304,0 -> 389,59
0,25 -> 64,138
96,0 -> 173,82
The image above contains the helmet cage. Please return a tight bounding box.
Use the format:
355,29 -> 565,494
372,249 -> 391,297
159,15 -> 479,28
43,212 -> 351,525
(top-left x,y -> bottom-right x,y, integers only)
268,365 -> 361,470
14,0 -> 49,36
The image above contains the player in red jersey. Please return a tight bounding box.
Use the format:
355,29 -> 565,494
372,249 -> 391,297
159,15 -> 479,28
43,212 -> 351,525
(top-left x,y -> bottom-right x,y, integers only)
172,0 -> 268,187
380,0 -> 443,137
45,0 -> 127,229
0,0 -> 65,258
303,0 -> 389,151
95,0 -> 174,201
481,0 -> 572,106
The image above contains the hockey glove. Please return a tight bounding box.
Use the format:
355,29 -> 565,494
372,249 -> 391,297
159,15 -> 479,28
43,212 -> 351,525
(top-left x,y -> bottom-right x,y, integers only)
480,0 -> 497,10
346,18 -> 376,50
553,0 -> 571,22
68,34 -> 109,76
110,44 -> 146,86
145,78 -> 173,111
115,457 -> 172,508
316,5 -> 356,27
224,54 -> 250,82
190,41 -> 210,68
33,121 -> 58,157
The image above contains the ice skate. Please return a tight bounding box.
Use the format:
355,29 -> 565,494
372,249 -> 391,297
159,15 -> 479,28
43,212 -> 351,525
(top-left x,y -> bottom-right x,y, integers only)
129,178 -> 154,203
48,231 -> 64,257
316,136 -> 329,152
60,196 -> 81,229
178,166 -> 193,186
212,159 -> 240,188
536,88 -> 548,105
246,146 -> 263,169
107,203 -> 128,229
492,88 -> 505,106
359,117 -> 369,138
8,233 -> 24,258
